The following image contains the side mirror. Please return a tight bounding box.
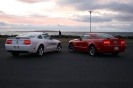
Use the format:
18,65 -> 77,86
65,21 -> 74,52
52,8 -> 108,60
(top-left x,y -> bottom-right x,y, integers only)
50,37 -> 53,40
78,37 -> 82,40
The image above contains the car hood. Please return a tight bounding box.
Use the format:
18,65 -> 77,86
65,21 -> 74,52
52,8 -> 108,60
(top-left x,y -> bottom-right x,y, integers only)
69,39 -> 79,42
53,39 -> 60,42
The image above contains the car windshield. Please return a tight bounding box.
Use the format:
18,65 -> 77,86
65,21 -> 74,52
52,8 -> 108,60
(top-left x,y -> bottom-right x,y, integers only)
96,33 -> 115,39
17,33 -> 38,38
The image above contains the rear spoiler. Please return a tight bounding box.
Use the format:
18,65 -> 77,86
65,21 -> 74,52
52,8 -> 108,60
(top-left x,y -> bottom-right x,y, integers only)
114,36 -> 123,39
114,37 -> 123,39
105,37 -> 123,39
7,37 -> 30,39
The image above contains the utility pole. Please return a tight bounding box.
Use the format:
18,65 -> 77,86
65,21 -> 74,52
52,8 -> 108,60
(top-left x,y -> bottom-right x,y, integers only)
89,11 -> 92,33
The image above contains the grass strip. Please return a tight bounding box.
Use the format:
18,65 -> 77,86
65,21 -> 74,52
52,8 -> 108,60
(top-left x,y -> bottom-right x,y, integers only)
0,38 -> 133,43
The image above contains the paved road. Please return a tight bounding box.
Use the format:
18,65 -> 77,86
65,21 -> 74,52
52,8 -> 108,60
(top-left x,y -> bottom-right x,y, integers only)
0,41 -> 133,88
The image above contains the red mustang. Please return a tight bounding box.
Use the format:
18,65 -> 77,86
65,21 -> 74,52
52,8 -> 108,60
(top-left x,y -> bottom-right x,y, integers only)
68,33 -> 126,56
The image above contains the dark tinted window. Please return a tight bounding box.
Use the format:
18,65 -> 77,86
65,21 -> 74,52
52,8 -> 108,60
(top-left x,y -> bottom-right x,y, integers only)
96,33 -> 115,39
91,36 -> 96,39
82,35 -> 91,39
42,34 -> 51,40
38,35 -> 43,39
17,33 -> 37,38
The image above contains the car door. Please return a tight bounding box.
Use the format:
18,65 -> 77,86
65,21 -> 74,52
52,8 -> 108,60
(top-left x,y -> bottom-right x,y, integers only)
76,35 -> 91,51
42,34 -> 57,51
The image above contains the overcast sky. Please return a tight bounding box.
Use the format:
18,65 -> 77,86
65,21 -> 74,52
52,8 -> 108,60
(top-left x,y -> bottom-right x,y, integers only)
0,0 -> 133,32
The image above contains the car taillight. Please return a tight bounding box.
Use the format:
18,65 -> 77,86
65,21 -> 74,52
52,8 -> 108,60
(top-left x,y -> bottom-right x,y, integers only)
121,41 -> 125,45
6,40 -> 12,44
24,40 -> 31,45
103,41 -> 110,45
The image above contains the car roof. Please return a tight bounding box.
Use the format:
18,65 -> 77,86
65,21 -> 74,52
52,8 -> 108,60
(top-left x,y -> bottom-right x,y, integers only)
16,32 -> 48,38
28,32 -> 47,34
85,33 -> 105,35
20,32 -> 47,35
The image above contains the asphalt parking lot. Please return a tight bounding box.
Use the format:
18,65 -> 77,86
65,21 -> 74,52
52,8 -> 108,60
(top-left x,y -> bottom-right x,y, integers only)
0,41 -> 133,88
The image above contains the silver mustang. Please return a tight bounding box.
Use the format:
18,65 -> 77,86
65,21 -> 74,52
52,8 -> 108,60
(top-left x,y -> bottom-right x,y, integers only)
5,32 -> 62,57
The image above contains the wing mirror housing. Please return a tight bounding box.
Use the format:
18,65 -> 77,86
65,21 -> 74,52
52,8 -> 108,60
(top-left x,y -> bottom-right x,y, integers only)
78,36 -> 82,40
50,37 -> 53,40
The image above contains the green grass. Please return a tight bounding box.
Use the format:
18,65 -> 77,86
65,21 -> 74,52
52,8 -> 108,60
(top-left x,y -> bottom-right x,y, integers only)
56,38 -> 133,43
125,39 -> 133,43
0,38 -> 7,41
55,38 -> 74,42
0,38 -> 133,43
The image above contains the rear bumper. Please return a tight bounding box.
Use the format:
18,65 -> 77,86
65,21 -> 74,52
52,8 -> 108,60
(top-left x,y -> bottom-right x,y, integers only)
5,44 -> 37,53
7,50 -> 29,53
97,45 -> 126,53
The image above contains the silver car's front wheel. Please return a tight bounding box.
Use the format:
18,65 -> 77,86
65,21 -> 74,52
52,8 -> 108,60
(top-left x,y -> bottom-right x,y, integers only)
56,44 -> 62,53
36,45 -> 44,57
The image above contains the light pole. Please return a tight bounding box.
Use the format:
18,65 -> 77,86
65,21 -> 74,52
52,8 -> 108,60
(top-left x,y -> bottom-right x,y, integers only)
89,11 -> 92,33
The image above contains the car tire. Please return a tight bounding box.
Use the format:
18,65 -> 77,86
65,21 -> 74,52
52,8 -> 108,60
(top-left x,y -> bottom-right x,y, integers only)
56,44 -> 62,53
89,45 -> 97,56
36,45 -> 44,57
111,52 -> 119,56
11,52 -> 20,56
68,43 -> 75,52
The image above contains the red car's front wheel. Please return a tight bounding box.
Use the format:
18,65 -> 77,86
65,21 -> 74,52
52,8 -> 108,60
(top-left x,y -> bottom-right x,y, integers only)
89,45 -> 97,56
68,43 -> 75,52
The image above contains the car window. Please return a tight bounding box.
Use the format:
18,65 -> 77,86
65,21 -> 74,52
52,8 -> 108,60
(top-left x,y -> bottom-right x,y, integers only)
17,33 -> 37,38
38,35 -> 43,39
42,34 -> 51,40
91,36 -> 96,39
82,35 -> 91,40
96,33 -> 115,39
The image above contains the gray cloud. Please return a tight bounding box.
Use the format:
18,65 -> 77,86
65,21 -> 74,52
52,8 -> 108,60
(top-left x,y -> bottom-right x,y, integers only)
69,12 -> 133,23
0,10 -> 5,15
0,21 -> 132,32
70,14 -> 112,22
0,22 -> 8,26
56,0 -> 133,14
0,11 -> 3,14
56,0 -> 133,29
18,0 -> 49,3
113,14 -> 133,21
29,14 -> 49,18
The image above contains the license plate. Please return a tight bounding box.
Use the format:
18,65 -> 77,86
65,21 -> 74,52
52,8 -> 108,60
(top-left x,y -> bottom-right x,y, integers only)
114,47 -> 119,50
13,46 -> 19,50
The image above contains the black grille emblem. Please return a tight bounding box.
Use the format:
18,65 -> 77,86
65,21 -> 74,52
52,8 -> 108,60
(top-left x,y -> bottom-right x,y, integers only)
114,41 -> 117,44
